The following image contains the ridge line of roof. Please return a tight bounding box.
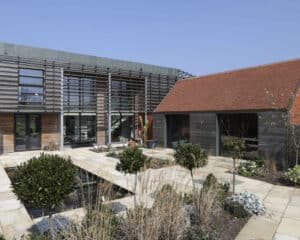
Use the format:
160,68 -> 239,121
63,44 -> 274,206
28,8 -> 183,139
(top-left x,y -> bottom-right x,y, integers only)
179,57 -> 300,82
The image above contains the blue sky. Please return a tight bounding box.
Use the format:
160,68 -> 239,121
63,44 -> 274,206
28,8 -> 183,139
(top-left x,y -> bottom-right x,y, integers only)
1,0 -> 300,75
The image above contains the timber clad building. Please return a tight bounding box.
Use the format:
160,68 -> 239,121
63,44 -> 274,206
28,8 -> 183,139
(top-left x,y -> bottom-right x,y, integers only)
0,42 -> 182,153
154,59 -> 300,167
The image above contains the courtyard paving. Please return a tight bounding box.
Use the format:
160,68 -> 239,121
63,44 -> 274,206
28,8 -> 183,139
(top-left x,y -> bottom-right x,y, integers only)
0,147 -> 299,239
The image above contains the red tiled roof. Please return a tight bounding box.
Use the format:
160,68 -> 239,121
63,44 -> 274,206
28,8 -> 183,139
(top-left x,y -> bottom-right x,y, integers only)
155,59 -> 300,113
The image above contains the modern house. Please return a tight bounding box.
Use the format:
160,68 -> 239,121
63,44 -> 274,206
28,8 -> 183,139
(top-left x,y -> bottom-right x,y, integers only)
154,59 -> 300,167
0,42 -> 186,153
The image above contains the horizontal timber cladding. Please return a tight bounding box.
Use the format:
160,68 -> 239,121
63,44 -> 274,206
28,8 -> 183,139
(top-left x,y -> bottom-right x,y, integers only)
190,113 -> 217,155
153,113 -> 166,147
258,111 -> 287,167
0,56 -> 61,112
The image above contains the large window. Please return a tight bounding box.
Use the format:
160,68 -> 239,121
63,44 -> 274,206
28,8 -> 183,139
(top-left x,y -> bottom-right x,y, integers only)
111,80 -> 131,111
19,68 -> 44,105
64,76 -> 96,112
64,114 -> 96,145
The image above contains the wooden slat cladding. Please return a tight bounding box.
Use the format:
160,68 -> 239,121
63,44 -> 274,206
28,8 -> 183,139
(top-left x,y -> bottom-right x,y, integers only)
258,111 -> 287,167
190,113 -> 217,155
153,113 -> 166,147
0,58 -> 62,112
0,55 -> 178,116
0,62 -> 18,110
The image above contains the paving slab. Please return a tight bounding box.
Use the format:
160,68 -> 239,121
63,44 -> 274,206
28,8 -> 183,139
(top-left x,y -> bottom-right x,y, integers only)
236,216 -> 278,240
277,218 -> 300,239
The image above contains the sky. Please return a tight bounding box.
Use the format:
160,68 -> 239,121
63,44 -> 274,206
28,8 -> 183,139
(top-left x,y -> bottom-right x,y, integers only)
1,0 -> 300,75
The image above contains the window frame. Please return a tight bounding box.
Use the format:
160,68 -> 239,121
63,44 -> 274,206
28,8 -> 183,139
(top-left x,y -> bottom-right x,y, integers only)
18,68 -> 44,106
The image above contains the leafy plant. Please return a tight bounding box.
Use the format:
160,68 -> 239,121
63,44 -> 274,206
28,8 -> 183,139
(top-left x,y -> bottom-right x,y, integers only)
174,144 -> 208,188
11,153 -> 76,239
223,136 -> 245,194
284,165 -> 300,185
116,147 -> 148,174
116,147 -> 148,205
238,161 -> 261,177
183,225 -> 218,240
224,201 -> 250,218
202,173 -> 229,202
225,191 -> 265,216
106,150 -> 119,159
0,235 -> 5,240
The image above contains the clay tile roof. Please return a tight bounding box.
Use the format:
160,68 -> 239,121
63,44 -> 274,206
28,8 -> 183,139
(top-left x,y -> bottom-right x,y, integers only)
155,59 -> 300,113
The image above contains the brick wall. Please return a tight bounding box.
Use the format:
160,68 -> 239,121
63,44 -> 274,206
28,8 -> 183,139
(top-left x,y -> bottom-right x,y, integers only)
0,114 -> 14,153
290,87 -> 300,124
41,113 -> 59,149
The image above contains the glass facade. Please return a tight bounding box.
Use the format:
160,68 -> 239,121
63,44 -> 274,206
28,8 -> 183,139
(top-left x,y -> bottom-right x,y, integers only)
18,68 -> 44,105
111,113 -> 134,142
64,114 -> 96,145
63,76 -> 96,112
15,114 -> 41,151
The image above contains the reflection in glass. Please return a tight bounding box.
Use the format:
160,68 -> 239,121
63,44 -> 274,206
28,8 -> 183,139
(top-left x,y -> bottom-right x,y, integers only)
111,113 -> 134,142
64,114 -> 96,144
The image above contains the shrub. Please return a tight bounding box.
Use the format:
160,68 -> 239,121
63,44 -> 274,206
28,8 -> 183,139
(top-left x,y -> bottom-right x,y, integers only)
238,161 -> 261,177
174,144 -> 208,176
106,150 -> 119,159
225,192 -> 265,216
0,235 -> 5,240
116,147 -> 148,174
224,201 -> 250,218
183,225 -> 218,240
223,136 -> 245,194
202,174 -> 229,202
190,174 -> 225,229
284,165 -> 300,185
117,185 -> 186,240
11,153 -> 76,239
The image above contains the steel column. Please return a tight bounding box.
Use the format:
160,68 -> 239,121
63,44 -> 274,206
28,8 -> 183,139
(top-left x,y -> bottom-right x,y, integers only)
144,76 -> 148,124
108,72 -> 112,145
60,67 -> 64,151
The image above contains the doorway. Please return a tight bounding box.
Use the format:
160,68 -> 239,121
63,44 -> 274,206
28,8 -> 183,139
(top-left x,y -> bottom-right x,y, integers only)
166,114 -> 190,148
15,114 -> 41,151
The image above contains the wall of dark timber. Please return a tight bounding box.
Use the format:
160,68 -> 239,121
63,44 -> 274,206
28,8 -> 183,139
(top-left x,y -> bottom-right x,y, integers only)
154,111 -> 288,166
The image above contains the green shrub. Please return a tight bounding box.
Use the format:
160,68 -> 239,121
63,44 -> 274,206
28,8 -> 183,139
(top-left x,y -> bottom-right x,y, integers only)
183,225 -> 218,240
11,153 -> 76,239
106,150 -> 119,159
238,161 -> 261,177
116,147 -> 148,174
21,233 -> 50,240
12,153 -> 76,209
223,137 -> 245,159
224,201 -> 250,218
0,234 -> 5,240
174,144 -> 208,174
284,165 -> 300,185
202,174 -> 229,202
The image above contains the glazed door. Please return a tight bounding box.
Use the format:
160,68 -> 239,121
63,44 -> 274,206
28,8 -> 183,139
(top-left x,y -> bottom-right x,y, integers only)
15,114 -> 41,151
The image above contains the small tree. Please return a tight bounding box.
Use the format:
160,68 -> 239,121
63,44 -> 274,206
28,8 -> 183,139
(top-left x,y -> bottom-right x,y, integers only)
289,124 -> 300,166
174,144 -> 208,190
11,153 -> 76,239
223,136 -> 245,194
116,147 -> 148,205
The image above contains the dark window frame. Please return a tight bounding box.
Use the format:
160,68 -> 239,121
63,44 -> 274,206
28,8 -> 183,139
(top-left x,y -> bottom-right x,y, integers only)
18,68 -> 44,105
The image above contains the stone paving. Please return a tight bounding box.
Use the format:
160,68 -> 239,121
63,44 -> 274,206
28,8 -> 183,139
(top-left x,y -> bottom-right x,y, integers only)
0,147 -> 299,239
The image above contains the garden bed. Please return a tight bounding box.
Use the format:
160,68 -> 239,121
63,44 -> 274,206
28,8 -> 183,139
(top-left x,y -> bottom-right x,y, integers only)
213,208 -> 250,240
5,166 -> 132,218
